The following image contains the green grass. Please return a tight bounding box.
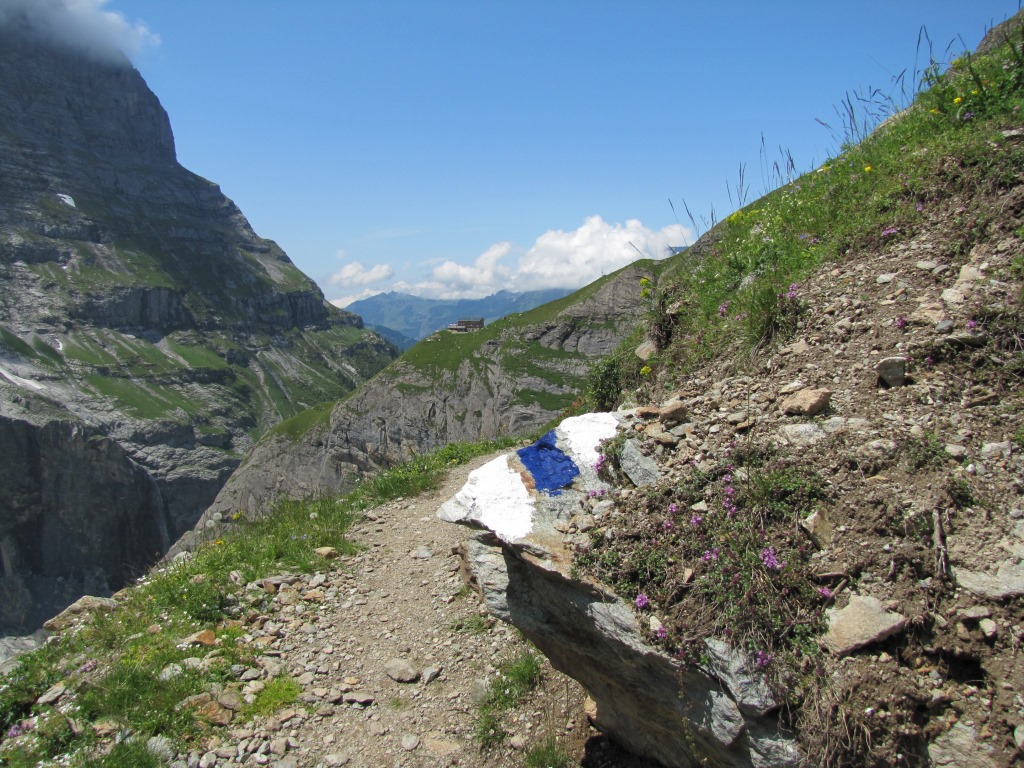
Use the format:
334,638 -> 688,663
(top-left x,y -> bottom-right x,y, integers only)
164,338 -> 229,370
525,736 -> 575,768
474,650 -> 544,749
240,676 -> 301,718
0,327 -> 35,359
450,614 -> 490,635
265,400 -> 335,441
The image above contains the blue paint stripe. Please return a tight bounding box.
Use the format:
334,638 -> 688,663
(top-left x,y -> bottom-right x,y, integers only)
516,429 -> 579,495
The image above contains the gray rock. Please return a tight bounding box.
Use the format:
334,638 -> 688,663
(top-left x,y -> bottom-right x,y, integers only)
400,734 -> 421,751
159,663 -> 183,681
945,444 -> 968,460
384,658 -> 420,683
980,441 -> 1011,460
146,735 -> 176,762
927,723 -> 997,767
778,423 -> 826,446
822,595 -> 908,655
421,666 -> 442,684
322,754 -> 351,767
619,439 -> 661,487
954,560 -> 1024,599
702,639 -> 778,715
442,420 -> 802,768
876,356 -> 906,387
936,318 -> 955,333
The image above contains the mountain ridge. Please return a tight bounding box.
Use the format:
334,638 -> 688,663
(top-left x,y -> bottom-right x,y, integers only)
0,27 -> 396,635
346,287 -> 574,348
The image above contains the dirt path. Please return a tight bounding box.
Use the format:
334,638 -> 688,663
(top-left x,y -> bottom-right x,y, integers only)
199,453 -> 589,768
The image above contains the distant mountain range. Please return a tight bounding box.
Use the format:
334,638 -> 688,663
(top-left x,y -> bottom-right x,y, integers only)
347,289 -> 573,349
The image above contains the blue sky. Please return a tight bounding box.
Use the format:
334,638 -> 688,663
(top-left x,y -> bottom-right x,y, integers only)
26,1 -> 1021,304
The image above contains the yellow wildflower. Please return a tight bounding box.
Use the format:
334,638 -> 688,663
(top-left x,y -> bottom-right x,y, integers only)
971,89 -> 980,95
953,96 -> 963,104
864,165 -> 873,173
929,108 -> 939,114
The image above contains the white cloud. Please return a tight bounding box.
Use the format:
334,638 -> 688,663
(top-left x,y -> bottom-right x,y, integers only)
513,215 -> 688,292
0,0 -> 159,63
328,260 -> 394,288
391,242 -> 513,300
387,216 -> 690,300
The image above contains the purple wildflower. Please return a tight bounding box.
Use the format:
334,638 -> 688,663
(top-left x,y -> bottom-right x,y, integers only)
701,548 -> 720,562
786,283 -> 798,301
962,111 -> 975,121
882,226 -> 899,237
916,201 -> 925,212
755,650 -> 774,668
689,514 -> 703,528
818,587 -> 833,599
925,355 -> 935,366
635,593 -> 649,609
655,625 -> 668,640
759,546 -> 784,571
718,301 -> 731,317
895,316 -> 907,329
594,455 -> 606,473
667,502 -> 679,515
662,519 -> 675,532
967,319 -> 978,333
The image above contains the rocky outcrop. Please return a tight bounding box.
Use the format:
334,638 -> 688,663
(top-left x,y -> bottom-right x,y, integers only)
0,416 -> 180,633
441,416 -> 801,768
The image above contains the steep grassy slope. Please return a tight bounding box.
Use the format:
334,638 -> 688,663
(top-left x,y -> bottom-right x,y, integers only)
567,16 -> 1024,767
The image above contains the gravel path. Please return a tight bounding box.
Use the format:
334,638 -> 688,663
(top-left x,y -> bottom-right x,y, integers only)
198,453 -> 585,768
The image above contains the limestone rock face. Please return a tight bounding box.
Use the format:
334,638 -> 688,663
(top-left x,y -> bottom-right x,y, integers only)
0,417 -> 179,633
0,27 -> 395,633
442,417 -> 801,768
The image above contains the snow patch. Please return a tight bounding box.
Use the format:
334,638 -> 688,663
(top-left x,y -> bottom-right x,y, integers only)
0,364 -> 45,391
56,193 -> 76,208
437,455 -> 535,541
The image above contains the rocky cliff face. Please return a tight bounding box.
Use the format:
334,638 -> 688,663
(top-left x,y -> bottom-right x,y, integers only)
0,28 -> 395,633
174,262 -> 660,549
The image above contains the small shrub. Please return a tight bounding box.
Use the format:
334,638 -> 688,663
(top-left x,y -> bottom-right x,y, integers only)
450,615 -> 490,635
525,736 -> 575,768
474,651 -> 544,749
904,432 -> 946,471
241,675 -> 301,718
80,739 -> 163,768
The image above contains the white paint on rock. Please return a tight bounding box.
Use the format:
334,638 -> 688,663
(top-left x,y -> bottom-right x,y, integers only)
557,412 -> 619,468
437,455 -> 535,541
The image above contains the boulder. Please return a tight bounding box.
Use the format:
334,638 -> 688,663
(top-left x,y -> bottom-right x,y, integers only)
780,388 -> 831,417
822,595 -> 907,655
443,416 -> 802,768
